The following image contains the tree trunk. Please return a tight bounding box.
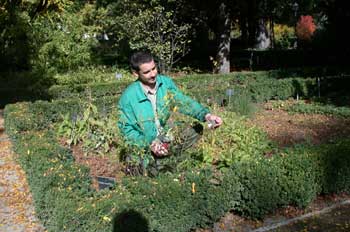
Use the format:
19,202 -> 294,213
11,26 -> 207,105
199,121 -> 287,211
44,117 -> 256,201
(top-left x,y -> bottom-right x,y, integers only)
255,18 -> 270,49
240,15 -> 248,48
270,17 -> 275,49
216,2 -> 231,74
247,0 -> 257,47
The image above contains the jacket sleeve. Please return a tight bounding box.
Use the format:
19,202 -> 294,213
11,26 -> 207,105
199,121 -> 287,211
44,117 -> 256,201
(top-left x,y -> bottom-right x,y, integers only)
117,100 -> 150,148
166,78 -> 210,121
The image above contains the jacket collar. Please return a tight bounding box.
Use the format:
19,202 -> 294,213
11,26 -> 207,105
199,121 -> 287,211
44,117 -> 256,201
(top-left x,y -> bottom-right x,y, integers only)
135,75 -> 164,102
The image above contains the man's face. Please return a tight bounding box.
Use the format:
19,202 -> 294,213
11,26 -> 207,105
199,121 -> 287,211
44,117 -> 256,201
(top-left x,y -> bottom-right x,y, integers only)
133,60 -> 158,87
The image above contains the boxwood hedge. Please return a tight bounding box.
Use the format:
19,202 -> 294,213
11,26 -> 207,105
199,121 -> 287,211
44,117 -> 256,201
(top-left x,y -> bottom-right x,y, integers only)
47,71 -> 317,103
4,103 -> 350,231
3,71 -> 350,231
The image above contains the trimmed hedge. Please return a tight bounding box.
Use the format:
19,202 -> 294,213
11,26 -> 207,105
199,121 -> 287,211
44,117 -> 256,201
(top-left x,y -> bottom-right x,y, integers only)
6,76 -> 316,134
46,71 -> 317,102
185,77 -> 316,105
3,81 -> 317,138
4,100 -> 350,231
47,81 -> 130,99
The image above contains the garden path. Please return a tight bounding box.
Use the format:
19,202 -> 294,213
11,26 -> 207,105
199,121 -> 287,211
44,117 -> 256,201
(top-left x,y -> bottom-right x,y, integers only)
205,197 -> 350,232
0,109 -> 46,232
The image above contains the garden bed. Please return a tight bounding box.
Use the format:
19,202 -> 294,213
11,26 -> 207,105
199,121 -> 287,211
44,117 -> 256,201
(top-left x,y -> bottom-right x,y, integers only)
4,72 -> 350,231
62,141 -> 125,190
250,100 -> 350,147
64,100 -> 350,183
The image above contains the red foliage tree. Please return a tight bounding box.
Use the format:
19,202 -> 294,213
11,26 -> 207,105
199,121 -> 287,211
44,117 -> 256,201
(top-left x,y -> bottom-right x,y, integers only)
296,15 -> 316,41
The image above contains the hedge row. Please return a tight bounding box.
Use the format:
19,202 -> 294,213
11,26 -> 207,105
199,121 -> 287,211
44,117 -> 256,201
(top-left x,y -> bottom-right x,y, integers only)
6,76 -> 316,134
185,77 -> 316,105
47,81 -> 130,99
46,71 -> 317,100
2,67 -> 348,108
4,109 -> 350,231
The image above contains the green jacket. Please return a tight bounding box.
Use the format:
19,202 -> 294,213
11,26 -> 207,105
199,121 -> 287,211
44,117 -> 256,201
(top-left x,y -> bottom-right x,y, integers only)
117,75 -> 209,148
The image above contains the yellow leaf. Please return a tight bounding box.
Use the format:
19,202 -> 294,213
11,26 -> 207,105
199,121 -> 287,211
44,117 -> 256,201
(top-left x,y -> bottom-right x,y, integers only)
103,216 -> 111,222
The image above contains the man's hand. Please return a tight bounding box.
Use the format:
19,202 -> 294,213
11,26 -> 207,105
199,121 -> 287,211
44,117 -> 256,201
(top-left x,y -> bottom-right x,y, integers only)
151,140 -> 169,157
205,113 -> 223,129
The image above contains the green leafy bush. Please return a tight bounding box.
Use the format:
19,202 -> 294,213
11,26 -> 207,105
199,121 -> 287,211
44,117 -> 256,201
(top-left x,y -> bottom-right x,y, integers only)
58,102 -> 124,155
274,24 -> 296,49
233,158 -> 284,218
192,110 -> 272,167
4,96 -> 119,134
32,5 -> 99,73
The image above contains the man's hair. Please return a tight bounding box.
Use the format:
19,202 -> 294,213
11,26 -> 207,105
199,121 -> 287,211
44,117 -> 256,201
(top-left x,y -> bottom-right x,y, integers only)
130,51 -> 154,71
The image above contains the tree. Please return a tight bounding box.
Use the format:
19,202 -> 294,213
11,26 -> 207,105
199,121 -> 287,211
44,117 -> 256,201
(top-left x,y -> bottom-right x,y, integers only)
33,4 -> 100,73
296,15 -> 316,41
216,1 -> 231,73
101,0 -> 192,73
182,0 -> 235,74
0,0 -> 80,72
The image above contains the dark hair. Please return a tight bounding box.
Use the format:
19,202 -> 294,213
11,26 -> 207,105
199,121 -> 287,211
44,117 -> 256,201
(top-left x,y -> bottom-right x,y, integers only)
130,51 -> 154,71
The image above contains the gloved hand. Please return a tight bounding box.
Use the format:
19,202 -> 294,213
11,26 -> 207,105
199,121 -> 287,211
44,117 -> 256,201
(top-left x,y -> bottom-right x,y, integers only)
205,113 -> 223,129
151,139 -> 169,157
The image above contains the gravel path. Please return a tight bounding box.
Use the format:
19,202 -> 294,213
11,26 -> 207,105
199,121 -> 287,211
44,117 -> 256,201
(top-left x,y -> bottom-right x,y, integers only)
0,110 -> 45,232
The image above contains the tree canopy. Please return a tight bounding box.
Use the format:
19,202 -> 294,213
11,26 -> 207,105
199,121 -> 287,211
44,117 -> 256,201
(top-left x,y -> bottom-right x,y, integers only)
0,0 -> 347,74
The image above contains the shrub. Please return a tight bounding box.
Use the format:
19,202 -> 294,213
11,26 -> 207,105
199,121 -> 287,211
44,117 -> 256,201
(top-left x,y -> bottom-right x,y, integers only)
192,110 -> 272,167
233,158 -> 284,218
57,102 -> 125,155
296,15 -> 316,42
4,96 -> 119,134
48,81 -> 129,99
53,67 -> 134,85
274,24 -> 296,49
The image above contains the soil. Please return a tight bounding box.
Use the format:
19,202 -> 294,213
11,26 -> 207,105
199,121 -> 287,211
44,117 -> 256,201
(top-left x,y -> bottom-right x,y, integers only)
58,140 -> 125,190
248,101 -> 350,147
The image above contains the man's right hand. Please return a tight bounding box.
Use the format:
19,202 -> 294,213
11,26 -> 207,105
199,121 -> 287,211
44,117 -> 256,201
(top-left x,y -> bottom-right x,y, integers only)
151,140 -> 169,157
205,113 -> 223,129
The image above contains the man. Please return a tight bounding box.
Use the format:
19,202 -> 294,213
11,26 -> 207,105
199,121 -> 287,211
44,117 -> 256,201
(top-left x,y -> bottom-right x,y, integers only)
117,51 -> 222,169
